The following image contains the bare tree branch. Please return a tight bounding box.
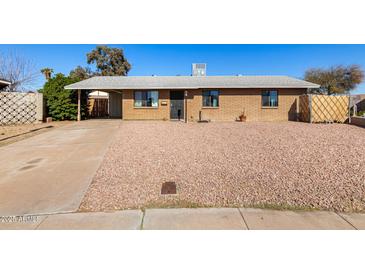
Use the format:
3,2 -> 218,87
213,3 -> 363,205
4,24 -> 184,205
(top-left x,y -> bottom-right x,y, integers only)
0,51 -> 40,92
304,65 -> 364,95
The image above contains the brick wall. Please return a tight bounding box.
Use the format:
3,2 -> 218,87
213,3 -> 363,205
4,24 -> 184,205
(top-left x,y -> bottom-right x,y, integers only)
121,88 -> 306,121
187,88 -> 304,122
122,90 -> 170,120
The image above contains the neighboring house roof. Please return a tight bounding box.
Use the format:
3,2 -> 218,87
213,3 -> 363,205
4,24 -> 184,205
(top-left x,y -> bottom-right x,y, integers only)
0,78 -> 11,89
65,75 -> 320,90
353,94 -> 365,98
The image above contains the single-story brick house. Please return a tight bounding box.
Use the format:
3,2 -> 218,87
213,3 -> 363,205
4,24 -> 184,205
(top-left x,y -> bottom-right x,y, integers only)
65,75 -> 319,122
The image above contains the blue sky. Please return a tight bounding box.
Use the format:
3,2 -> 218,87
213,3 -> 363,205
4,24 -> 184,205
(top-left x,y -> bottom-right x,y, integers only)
0,44 -> 364,94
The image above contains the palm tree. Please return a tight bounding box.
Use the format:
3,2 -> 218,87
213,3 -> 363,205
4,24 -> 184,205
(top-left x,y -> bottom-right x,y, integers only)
40,68 -> 54,80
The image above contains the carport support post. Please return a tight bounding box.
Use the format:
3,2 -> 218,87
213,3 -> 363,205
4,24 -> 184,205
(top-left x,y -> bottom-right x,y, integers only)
77,89 -> 81,122
184,90 -> 188,123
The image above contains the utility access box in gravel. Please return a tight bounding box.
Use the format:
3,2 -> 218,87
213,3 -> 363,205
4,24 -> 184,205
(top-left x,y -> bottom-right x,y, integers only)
161,182 -> 177,195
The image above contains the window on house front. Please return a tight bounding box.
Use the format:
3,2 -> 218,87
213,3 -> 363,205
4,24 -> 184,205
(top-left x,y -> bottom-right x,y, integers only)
134,91 -> 159,107
262,90 -> 278,107
202,90 -> 219,107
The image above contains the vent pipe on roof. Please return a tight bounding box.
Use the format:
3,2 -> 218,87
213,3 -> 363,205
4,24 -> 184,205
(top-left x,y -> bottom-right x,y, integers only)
192,63 -> 206,76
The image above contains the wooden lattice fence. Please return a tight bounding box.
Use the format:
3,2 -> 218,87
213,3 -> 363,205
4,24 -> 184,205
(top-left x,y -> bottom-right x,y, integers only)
299,94 -> 350,123
0,92 -> 43,125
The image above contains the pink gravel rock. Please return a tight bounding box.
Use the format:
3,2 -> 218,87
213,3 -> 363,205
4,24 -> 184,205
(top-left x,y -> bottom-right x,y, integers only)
79,121 -> 365,212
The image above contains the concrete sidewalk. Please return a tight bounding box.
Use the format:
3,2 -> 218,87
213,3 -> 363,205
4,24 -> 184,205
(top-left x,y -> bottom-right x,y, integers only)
1,208 -> 364,230
0,120 -> 120,216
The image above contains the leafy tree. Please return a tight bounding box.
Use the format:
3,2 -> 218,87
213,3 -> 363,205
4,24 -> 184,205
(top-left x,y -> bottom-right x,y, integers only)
86,45 -> 131,76
69,66 -> 92,80
39,73 -> 88,120
305,65 -> 364,95
40,67 -> 53,80
40,46 -> 131,121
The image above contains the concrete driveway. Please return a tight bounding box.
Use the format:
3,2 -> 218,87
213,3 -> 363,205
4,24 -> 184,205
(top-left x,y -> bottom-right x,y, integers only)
0,120 -> 120,216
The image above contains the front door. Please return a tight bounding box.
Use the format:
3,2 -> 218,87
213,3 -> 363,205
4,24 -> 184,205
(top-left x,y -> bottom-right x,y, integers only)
170,91 -> 184,120
109,92 -> 123,118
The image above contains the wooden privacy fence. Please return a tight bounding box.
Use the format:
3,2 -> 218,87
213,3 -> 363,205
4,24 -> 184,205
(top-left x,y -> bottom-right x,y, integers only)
88,98 -> 109,118
299,94 -> 350,123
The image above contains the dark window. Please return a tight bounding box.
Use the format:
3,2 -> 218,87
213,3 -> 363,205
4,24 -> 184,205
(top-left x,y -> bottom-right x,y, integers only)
262,90 -> 278,107
202,90 -> 219,107
134,91 -> 159,107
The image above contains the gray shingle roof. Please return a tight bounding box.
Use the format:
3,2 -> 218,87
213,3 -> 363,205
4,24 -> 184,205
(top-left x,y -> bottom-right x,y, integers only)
64,75 -> 320,90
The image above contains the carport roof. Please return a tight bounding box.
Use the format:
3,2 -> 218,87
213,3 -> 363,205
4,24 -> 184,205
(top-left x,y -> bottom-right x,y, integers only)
64,75 -> 320,90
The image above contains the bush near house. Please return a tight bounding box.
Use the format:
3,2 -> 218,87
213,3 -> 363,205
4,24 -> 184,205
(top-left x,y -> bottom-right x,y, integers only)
39,73 -> 88,121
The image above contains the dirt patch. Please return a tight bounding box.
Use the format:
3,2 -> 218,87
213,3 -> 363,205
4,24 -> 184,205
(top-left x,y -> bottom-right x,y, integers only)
80,121 -> 365,212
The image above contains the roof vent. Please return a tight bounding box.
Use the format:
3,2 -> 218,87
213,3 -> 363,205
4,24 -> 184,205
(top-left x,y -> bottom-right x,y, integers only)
192,63 -> 206,76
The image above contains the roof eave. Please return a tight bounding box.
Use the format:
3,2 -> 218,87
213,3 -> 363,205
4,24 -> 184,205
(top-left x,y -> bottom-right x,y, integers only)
65,85 -> 320,90
0,79 -> 11,85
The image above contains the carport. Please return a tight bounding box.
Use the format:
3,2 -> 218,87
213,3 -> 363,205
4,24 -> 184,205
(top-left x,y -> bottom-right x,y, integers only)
65,77 -> 189,122
65,77 -> 126,121
72,89 -> 123,121
65,76 -> 192,123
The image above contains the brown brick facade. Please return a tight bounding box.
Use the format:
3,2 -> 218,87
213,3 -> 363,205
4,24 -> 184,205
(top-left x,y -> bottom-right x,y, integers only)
122,89 -> 170,120
121,88 -> 306,121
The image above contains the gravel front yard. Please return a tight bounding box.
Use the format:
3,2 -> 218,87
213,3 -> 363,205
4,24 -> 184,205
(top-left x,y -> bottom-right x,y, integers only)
80,121 -> 365,212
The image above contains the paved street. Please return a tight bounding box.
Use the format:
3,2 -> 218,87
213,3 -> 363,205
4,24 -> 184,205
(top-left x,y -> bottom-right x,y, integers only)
0,120 -> 120,216
1,208 -> 364,230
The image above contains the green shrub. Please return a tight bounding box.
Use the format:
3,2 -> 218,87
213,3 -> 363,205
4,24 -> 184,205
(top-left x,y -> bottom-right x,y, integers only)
39,73 -> 88,121
357,110 -> 365,117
